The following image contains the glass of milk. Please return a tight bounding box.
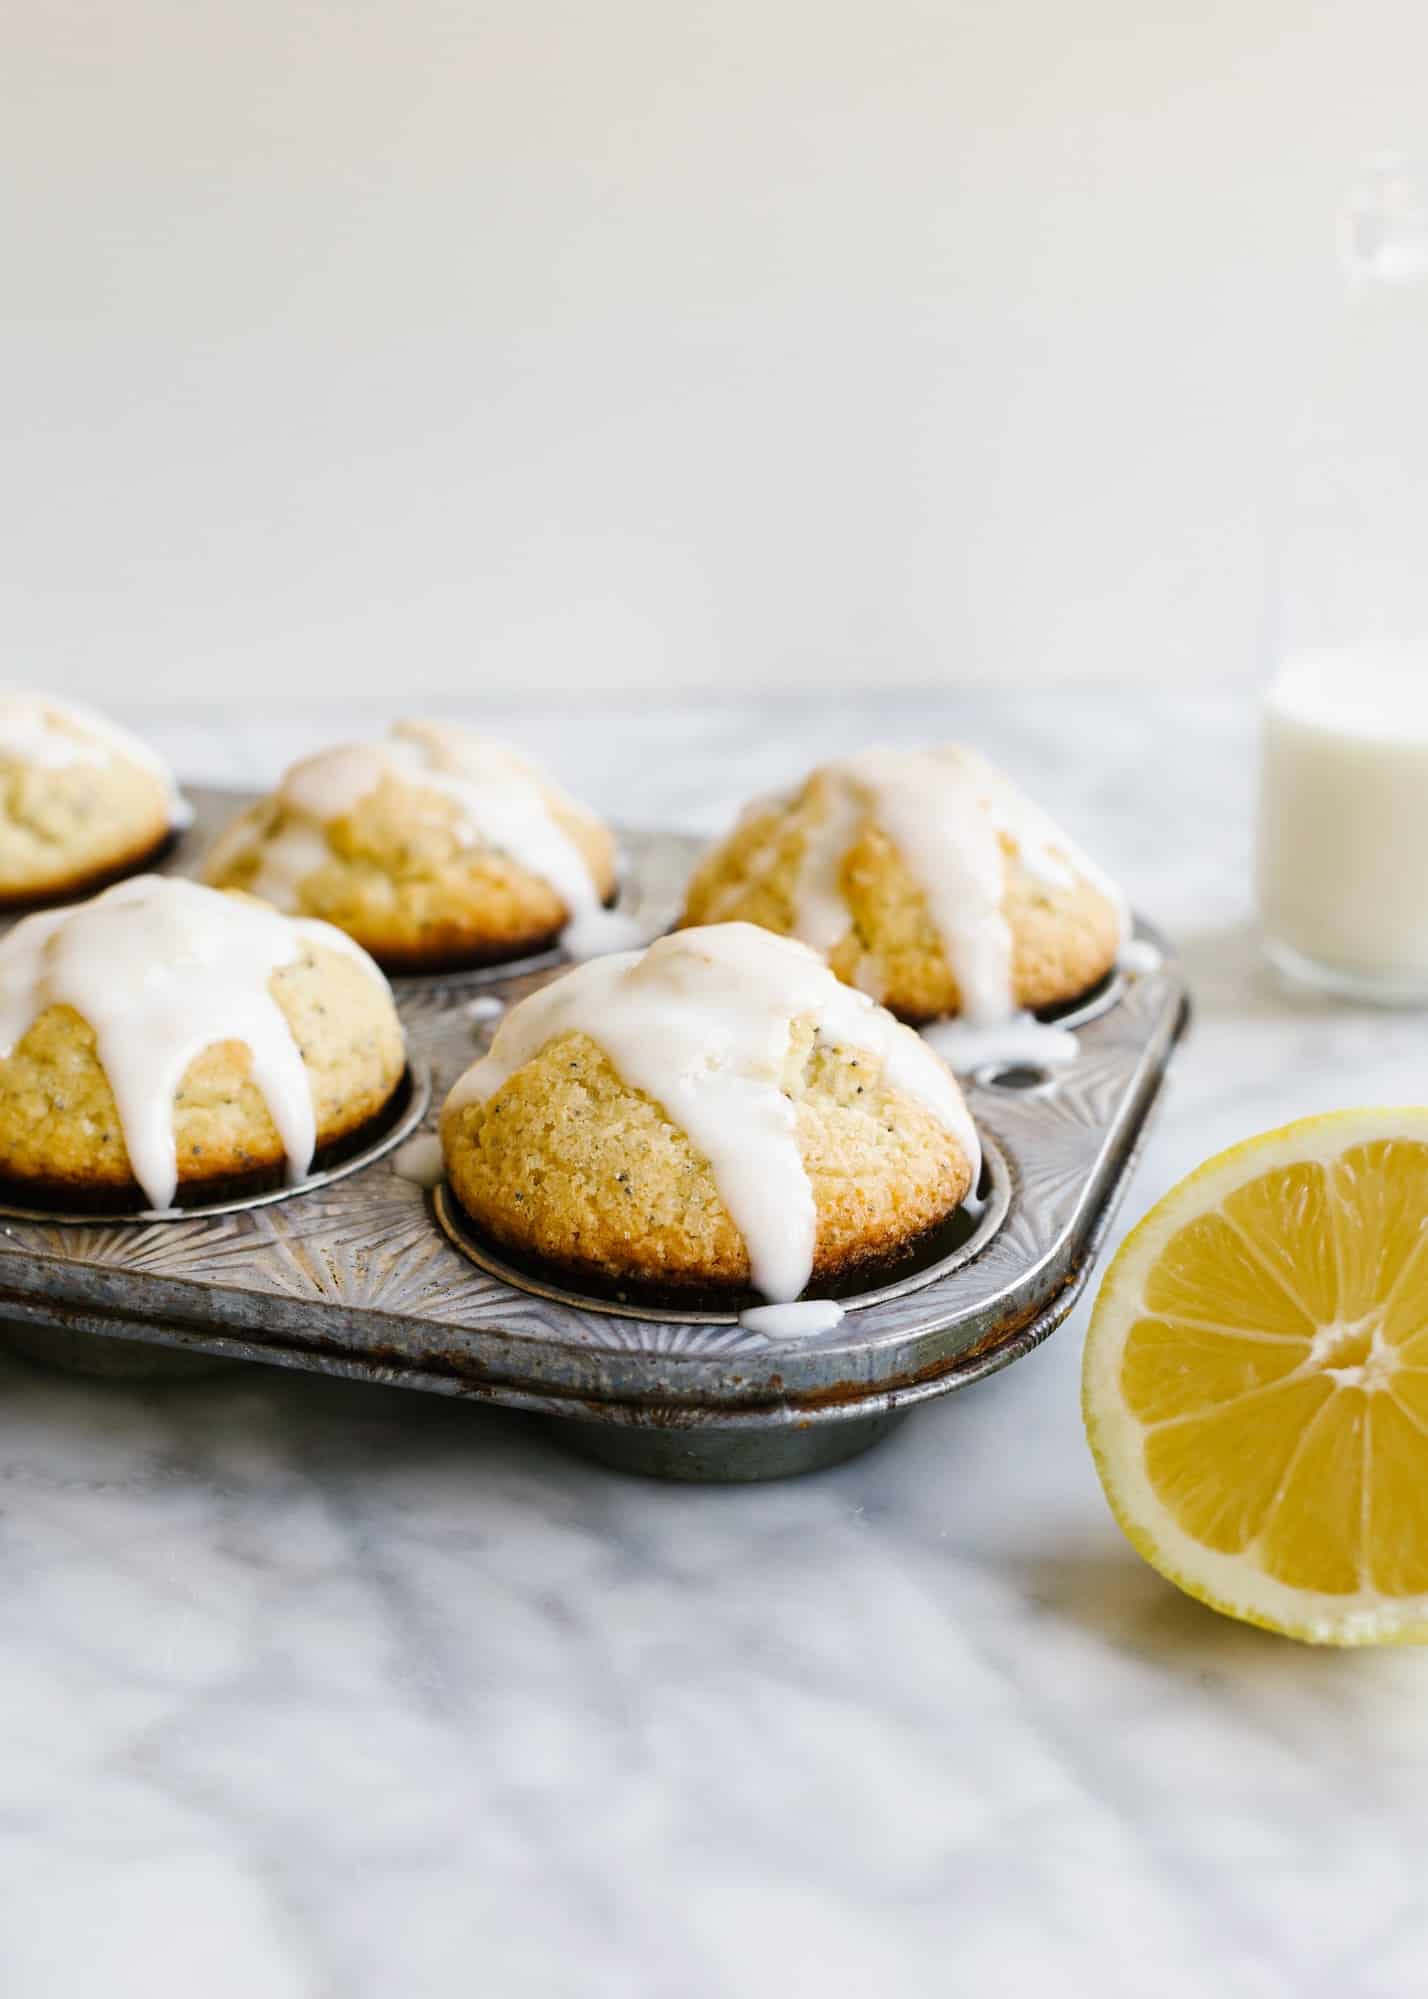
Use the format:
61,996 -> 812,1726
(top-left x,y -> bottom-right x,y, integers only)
1257,162 -> 1428,1001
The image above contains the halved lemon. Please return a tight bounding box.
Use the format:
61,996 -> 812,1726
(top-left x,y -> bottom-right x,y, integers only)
1083,1109 -> 1428,1645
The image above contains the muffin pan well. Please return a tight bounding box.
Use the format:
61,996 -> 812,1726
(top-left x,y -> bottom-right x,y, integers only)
0,785 -> 1189,1482
431,1136 -> 1014,1323
0,1063 -> 430,1224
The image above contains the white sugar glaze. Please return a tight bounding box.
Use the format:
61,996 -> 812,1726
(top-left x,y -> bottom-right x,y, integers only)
737,748 -> 1127,1046
228,720 -> 634,957
0,693 -> 190,827
1118,937 -> 1162,975
739,1299 -> 846,1338
235,821 -> 331,915
0,876 -> 387,1211
392,1133 -> 446,1189
445,923 -> 980,1303
922,1014 -> 1078,1073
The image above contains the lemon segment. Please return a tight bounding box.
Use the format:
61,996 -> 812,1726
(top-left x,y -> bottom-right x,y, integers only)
1083,1110 -> 1428,1645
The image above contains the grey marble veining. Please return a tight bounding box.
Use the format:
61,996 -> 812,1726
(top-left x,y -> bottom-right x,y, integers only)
4,688 -> 1425,1999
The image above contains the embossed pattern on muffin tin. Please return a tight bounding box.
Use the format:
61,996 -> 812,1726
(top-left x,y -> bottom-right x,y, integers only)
0,784 -> 1189,1482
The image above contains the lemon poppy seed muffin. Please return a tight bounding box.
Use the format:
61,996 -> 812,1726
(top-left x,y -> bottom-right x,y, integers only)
0,876 -> 405,1210
203,720 -> 619,973
440,923 -> 979,1299
679,747 -> 1126,1025
0,693 -> 188,906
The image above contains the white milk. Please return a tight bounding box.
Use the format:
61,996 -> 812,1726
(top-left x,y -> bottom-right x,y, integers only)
1257,654 -> 1428,996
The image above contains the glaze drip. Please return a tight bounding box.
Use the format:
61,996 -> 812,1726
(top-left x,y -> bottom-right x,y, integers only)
780,748 -> 1127,1031
739,1299 -> 847,1338
0,876 -> 386,1210
0,693 -> 190,827
1118,937 -> 1162,975
392,1133 -> 445,1189
220,721 -> 632,954
445,923 -> 979,1303
922,1014 -> 1079,1072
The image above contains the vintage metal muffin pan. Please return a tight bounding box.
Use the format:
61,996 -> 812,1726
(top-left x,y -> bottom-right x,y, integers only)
0,784 -> 1189,1481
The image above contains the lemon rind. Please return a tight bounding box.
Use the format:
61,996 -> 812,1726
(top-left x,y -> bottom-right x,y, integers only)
1083,1107 -> 1428,1646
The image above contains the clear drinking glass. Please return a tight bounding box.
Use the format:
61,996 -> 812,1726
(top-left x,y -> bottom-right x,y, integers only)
1256,160 -> 1428,1003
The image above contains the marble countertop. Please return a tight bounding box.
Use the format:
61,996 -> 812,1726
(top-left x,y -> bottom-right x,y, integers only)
5,688 -> 1425,1999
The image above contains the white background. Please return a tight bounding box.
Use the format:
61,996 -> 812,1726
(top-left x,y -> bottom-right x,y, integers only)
5,0 -> 1425,705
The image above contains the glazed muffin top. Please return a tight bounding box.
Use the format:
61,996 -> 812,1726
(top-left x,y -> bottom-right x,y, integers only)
203,720 -> 624,971
441,922 -> 979,1300
0,693 -> 188,901
679,746 -> 1128,1026
0,875 -> 403,1210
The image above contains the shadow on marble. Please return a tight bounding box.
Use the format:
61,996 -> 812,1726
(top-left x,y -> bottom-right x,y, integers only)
0,1332 -> 837,1502
1016,1543 -> 1351,1676
1171,917 -> 1428,1036
1173,921 -> 1346,1024
0,1317 -> 944,1492
0,1329 -> 556,1467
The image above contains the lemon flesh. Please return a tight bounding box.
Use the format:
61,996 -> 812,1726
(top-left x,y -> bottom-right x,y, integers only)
1083,1110 -> 1428,1644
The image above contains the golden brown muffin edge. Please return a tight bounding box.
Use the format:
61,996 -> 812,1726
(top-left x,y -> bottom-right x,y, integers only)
205,775 -> 617,971
441,1022 -> 974,1292
0,941 -> 405,1200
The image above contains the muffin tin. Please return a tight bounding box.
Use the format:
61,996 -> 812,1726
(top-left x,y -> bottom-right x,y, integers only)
0,784 -> 1189,1481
